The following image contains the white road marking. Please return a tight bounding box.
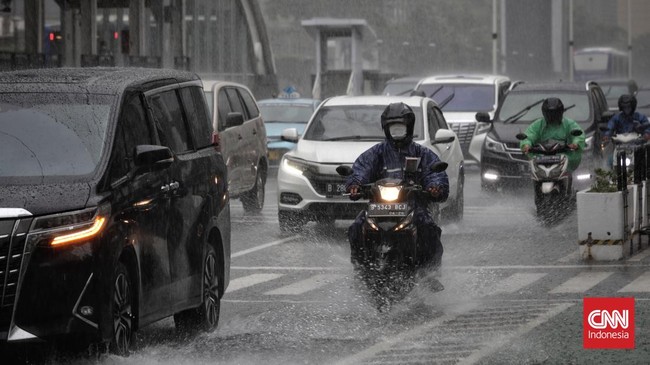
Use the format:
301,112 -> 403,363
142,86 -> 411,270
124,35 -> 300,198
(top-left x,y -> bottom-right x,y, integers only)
265,274 -> 344,295
231,235 -> 300,258
333,303 -> 480,365
225,273 -> 284,293
458,303 -> 574,365
487,273 -> 547,295
549,271 -> 614,293
628,249 -> 650,262
618,271 -> 650,292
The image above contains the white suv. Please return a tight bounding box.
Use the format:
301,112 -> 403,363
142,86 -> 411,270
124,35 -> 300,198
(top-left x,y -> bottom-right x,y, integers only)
415,74 -> 512,164
277,95 -> 465,233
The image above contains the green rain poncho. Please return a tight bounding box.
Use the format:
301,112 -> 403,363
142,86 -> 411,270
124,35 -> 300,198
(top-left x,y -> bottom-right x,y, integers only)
519,117 -> 586,171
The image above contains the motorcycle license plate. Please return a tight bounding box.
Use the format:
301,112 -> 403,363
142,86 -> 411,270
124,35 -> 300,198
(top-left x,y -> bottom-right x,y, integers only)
325,183 -> 346,195
368,203 -> 409,217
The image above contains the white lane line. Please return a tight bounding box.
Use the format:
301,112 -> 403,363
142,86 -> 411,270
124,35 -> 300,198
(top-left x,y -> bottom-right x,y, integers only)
333,303 -> 480,365
458,303 -> 574,365
628,249 -> 650,262
618,271 -> 650,292
487,273 -> 547,295
231,235 -> 300,258
265,274 -> 345,295
549,271 -> 614,293
225,273 -> 283,293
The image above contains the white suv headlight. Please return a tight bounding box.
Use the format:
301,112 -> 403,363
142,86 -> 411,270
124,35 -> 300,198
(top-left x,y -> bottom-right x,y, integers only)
281,156 -> 310,177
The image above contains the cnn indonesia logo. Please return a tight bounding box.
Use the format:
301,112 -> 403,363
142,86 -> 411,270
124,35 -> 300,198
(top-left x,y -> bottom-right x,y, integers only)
583,297 -> 635,349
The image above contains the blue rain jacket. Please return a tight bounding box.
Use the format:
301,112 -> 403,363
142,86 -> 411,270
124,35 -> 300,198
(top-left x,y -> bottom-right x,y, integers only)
604,112 -> 650,137
345,140 -> 449,207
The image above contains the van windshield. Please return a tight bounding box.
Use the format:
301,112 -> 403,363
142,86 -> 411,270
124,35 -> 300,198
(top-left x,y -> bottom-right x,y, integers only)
0,93 -> 113,178
417,84 -> 495,112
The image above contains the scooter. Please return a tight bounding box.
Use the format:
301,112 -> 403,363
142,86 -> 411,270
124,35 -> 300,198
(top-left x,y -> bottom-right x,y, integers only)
337,158 -> 447,309
611,131 -> 647,171
517,129 -> 582,224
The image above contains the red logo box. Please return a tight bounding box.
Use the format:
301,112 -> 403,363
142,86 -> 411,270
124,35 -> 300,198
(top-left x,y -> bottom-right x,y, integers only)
583,297 -> 635,349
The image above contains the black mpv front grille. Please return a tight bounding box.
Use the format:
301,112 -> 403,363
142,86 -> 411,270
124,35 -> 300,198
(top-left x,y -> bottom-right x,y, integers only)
0,218 -> 31,334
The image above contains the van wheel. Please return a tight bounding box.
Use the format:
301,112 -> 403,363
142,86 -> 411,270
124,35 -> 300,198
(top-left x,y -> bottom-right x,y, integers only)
174,245 -> 221,334
242,170 -> 266,213
110,262 -> 134,356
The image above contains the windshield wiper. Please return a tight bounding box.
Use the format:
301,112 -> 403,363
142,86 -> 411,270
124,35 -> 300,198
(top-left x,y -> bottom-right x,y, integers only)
439,92 -> 455,109
322,135 -> 384,141
638,103 -> 650,109
502,98 -> 545,124
564,104 -> 576,111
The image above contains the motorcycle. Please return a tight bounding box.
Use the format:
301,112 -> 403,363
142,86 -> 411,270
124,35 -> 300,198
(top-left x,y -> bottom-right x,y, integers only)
516,129 -> 583,224
336,157 -> 447,309
611,131 -> 647,171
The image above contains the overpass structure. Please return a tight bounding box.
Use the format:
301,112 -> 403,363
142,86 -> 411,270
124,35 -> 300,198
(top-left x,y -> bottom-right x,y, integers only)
3,0 -> 277,98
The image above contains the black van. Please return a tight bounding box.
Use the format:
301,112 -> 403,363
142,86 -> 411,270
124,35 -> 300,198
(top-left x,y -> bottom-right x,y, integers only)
0,68 -> 230,354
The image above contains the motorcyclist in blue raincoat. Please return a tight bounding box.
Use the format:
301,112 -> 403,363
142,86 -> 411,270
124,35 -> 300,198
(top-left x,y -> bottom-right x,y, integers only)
345,102 -> 449,268
602,94 -> 650,142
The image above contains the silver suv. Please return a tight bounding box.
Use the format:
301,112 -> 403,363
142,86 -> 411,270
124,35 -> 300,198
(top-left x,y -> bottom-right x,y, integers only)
415,74 -> 512,164
203,80 -> 268,212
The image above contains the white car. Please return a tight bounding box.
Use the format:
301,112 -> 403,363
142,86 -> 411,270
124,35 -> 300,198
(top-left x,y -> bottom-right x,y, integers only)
277,95 -> 465,233
202,79 -> 268,212
415,74 -> 514,164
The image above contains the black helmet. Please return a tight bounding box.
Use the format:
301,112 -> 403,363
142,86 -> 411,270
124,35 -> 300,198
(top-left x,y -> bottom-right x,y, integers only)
542,97 -> 564,125
381,102 -> 415,147
618,94 -> 637,116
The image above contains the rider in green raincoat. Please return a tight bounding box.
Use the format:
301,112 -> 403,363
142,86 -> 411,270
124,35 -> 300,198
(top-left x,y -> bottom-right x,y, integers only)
519,97 -> 586,171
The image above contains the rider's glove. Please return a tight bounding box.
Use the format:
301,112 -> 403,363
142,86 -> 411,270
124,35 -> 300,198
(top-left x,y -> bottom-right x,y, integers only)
568,143 -> 578,150
602,135 -> 610,143
521,145 -> 531,154
347,185 -> 361,201
644,133 -> 650,141
428,186 -> 442,198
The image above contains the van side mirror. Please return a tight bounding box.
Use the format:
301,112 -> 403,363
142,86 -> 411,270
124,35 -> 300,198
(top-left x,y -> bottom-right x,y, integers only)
134,145 -> 173,173
225,112 -> 244,129
475,112 -> 491,123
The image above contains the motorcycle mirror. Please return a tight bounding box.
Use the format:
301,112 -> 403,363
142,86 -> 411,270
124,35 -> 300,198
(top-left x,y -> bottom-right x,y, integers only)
336,165 -> 353,177
515,133 -> 527,140
430,161 -> 448,173
570,129 -> 583,136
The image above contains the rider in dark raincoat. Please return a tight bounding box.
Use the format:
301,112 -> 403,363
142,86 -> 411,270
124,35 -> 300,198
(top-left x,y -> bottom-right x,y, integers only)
345,102 -> 449,268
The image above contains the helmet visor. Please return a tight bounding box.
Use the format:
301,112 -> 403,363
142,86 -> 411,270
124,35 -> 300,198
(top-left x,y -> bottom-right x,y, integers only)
388,123 -> 408,139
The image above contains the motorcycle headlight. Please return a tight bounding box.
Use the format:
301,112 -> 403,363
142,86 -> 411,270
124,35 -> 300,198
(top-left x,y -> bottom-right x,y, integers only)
28,205 -> 110,248
282,156 -> 310,177
378,185 -> 402,202
484,135 -> 506,153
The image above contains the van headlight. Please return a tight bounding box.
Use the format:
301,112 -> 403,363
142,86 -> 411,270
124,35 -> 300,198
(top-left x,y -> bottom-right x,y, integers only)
484,135 -> 506,153
28,205 -> 110,248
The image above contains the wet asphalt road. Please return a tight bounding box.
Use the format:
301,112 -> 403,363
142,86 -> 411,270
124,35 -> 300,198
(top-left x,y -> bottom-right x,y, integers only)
15,166 -> 650,364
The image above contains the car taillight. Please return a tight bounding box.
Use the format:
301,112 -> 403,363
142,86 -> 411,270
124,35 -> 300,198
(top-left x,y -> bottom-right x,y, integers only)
211,132 -> 221,152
